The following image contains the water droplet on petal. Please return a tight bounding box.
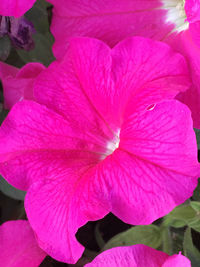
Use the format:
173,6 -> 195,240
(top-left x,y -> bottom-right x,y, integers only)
147,104 -> 156,111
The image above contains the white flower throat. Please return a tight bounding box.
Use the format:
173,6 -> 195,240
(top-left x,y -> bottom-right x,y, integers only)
162,0 -> 189,32
104,129 -> 120,159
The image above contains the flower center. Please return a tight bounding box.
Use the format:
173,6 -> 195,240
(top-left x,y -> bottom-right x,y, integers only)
162,0 -> 189,32
104,130 -> 120,158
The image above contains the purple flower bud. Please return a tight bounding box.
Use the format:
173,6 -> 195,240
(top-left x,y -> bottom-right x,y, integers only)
0,16 -> 35,50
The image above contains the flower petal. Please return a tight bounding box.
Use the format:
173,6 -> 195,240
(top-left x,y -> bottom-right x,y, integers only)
48,0 -> 173,59
35,37 -> 190,129
0,100 -> 104,190
167,28 -> 200,128
0,101 -> 110,263
25,167 -> 110,263
0,0 -> 36,17
163,253 -> 191,267
85,245 -> 190,267
0,62 -> 18,78
100,101 -> 198,224
185,0 -> 200,23
0,62 -> 45,109
47,1 -> 200,128
111,37 -> 190,116
34,37 -> 118,130
0,220 -> 46,267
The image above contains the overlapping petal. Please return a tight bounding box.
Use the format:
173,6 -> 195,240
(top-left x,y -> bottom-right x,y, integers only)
0,37 -> 198,263
48,0 -> 200,128
0,62 -> 45,109
0,0 -> 36,17
168,29 -> 200,128
0,220 -> 46,266
35,37 -> 190,128
85,245 -> 191,267
48,0 -> 172,59
185,0 -> 200,23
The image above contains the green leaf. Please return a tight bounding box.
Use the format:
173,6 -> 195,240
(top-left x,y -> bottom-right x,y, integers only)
183,227 -> 200,267
5,48 -> 25,68
164,205 -> 196,228
25,0 -> 51,34
188,218 -> 200,233
17,32 -> 55,66
186,202 -> 200,232
103,225 -> 162,251
20,0 -> 54,66
170,227 -> 185,254
0,36 -> 11,61
194,128 -> 200,150
0,176 -> 26,201
164,204 -> 200,233
193,179 -> 200,201
164,217 -> 187,228
190,201 -> 200,212
95,224 -> 105,249
162,227 -> 172,255
0,108 -> 9,125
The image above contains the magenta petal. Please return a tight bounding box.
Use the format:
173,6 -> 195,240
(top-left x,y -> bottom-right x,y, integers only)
168,29 -> 200,129
179,27 -> 200,129
35,37 -> 190,129
0,100 -> 106,190
111,37 -> 190,116
101,101 -> 198,224
25,168 -> 110,263
0,0 -> 36,17
163,253 -> 191,267
85,245 -> 191,267
0,62 -> 45,109
185,0 -> 200,23
0,62 -> 18,78
0,100 -> 111,263
48,0 -> 200,128
34,37 -> 118,131
189,22 -> 200,47
17,62 -> 45,78
49,0 -> 173,59
0,220 -> 46,266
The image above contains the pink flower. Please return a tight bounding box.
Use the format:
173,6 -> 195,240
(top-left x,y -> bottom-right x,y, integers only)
48,0 -> 200,128
0,37 -> 199,263
0,0 -> 36,17
0,62 -> 45,109
85,245 -> 191,267
0,220 -> 46,266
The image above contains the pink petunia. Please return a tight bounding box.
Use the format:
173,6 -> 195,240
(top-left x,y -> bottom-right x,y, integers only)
48,0 -> 200,128
85,245 -> 191,267
0,37 -> 199,263
0,62 -> 45,109
0,220 -> 46,266
0,0 -> 36,17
